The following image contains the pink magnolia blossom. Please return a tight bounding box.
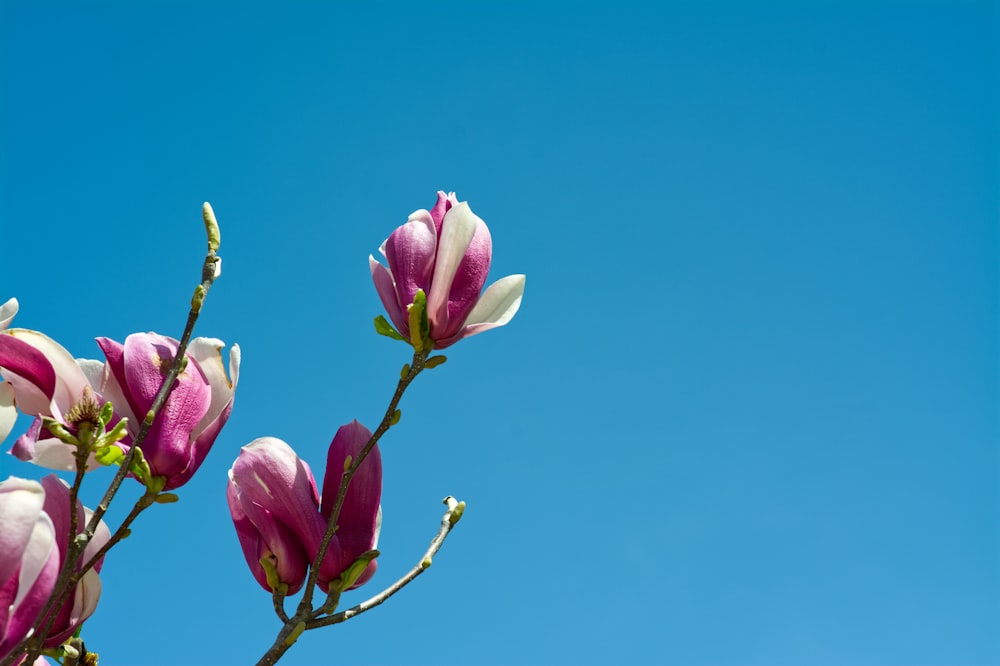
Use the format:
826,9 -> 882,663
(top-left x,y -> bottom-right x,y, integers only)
97,333 -> 240,490
0,326 -> 107,471
0,475 -> 109,659
370,191 -> 525,349
227,421 -> 382,595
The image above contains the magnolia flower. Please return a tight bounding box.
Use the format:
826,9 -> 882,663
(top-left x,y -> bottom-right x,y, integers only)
227,421 -> 382,595
0,328 -> 106,470
97,333 -> 240,490
0,475 -> 109,659
370,191 -> 525,349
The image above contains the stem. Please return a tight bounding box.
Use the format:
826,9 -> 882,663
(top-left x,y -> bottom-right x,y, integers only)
271,590 -> 289,624
253,348 -> 431,666
80,489 -> 157,574
298,348 -> 429,614
4,209 -> 222,666
307,497 -> 464,630
252,497 -> 463,666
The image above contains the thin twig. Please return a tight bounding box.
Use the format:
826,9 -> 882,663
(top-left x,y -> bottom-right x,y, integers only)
253,348 -> 432,666
298,348 -> 429,613
271,590 -> 290,624
4,204 -> 222,666
307,496 -> 465,630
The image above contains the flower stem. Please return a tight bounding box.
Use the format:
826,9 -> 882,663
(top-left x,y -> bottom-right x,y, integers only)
307,496 -> 465,629
4,207 -> 222,666
253,348 -> 432,666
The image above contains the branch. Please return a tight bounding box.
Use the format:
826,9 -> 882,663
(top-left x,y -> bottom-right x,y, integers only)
308,496 -> 465,629
253,348 -> 439,666
297,347 -> 430,613
4,203 -> 222,666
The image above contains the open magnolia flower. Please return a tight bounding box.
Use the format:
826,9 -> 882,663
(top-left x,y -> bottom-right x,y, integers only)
0,328 -> 239,490
0,475 -> 110,659
227,421 -> 382,595
97,333 -> 240,490
370,191 -> 525,349
0,327 -> 107,471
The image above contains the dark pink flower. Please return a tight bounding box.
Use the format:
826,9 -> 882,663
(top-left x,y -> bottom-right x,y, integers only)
227,421 -> 382,595
0,475 -> 109,659
97,333 -> 240,490
370,191 -> 525,349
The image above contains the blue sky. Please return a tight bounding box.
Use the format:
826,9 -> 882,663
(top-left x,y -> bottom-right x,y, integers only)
1,2 -> 997,665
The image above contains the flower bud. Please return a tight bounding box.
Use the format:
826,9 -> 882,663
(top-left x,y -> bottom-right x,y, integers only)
370,192 -> 525,349
228,421 -> 382,595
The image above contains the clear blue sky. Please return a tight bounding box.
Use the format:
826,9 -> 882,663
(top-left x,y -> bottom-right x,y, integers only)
1,2 -> 997,665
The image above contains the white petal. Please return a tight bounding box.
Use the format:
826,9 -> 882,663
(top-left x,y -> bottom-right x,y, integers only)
21,437 -> 88,472
0,382 -> 15,444
6,329 -> 92,419
77,358 -> 105,390
462,274 -> 526,333
188,338 -> 239,435
72,567 -> 103,624
427,202 -> 480,324
0,298 -> 18,330
12,511 -> 56,611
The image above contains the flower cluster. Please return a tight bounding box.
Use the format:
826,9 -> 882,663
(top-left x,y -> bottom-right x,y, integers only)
0,325 -> 239,489
227,421 -> 382,595
1,192 -> 523,664
0,296 -> 239,658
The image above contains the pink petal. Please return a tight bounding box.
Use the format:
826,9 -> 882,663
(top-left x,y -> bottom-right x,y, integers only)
370,256 -> 409,336
320,420 -> 381,589
0,510 -> 58,659
2,330 -> 94,420
384,211 -> 438,310
230,438 -> 332,579
0,333 -> 57,417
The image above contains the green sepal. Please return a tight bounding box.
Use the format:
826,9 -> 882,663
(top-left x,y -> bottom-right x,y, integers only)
374,315 -> 406,341
40,416 -> 78,446
259,555 -> 287,595
424,355 -> 447,369
94,445 -> 124,466
98,401 -> 115,427
329,549 -> 380,593
407,290 -> 430,349
129,446 -> 156,488
155,493 -> 180,504
103,418 -> 130,445
389,409 -> 401,426
147,475 -> 167,494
